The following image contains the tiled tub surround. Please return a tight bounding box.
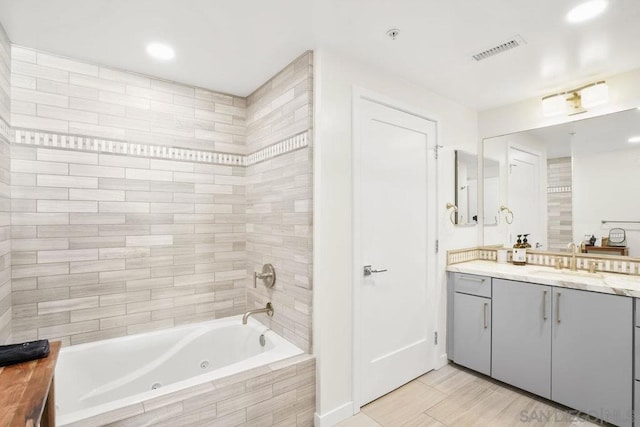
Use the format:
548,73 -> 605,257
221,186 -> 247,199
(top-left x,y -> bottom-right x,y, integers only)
4,46 -> 314,347
56,316 -> 310,426
0,22 -> 10,344
10,144 -> 248,345
10,46 -> 247,154
245,52 -> 313,352
447,260 -> 640,297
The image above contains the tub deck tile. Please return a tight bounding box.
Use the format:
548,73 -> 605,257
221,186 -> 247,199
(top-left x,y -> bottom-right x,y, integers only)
216,384 -> 273,417
209,408 -> 246,426
182,381 -> 244,413
69,402 -> 144,427
250,388 -> 297,422
245,364 -> 297,391
212,364 -> 271,389
143,381 -> 215,412
267,353 -> 313,371
109,402 -> 183,427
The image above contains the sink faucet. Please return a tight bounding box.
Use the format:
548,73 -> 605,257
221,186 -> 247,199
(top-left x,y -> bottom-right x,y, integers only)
242,302 -> 274,325
567,242 -> 578,271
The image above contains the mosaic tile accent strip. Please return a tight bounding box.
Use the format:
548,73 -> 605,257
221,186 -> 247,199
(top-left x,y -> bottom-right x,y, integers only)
12,128 -> 309,167
448,246 -> 640,276
245,131 -> 309,165
547,186 -> 572,193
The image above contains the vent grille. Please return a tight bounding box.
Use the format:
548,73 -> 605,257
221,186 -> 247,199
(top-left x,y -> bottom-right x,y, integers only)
472,36 -> 525,61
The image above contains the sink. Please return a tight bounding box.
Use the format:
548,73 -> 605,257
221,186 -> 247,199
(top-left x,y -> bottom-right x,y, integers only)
531,270 -> 605,280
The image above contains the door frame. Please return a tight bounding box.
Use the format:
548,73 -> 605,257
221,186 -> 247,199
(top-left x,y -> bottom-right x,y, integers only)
351,87 -> 440,412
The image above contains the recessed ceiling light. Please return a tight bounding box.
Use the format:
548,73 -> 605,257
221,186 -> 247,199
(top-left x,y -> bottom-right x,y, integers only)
628,136 -> 640,143
566,0 -> 608,23
146,43 -> 175,60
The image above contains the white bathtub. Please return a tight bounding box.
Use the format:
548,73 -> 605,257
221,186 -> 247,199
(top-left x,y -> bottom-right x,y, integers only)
55,316 -> 303,426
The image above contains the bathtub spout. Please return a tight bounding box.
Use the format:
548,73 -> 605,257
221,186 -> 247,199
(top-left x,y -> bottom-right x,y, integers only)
242,302 -> 274,325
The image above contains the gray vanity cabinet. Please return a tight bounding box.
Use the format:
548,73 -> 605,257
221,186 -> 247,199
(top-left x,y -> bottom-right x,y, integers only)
551,287 -> 633,427
492,279 -> 551,399
451,273 -> 491,376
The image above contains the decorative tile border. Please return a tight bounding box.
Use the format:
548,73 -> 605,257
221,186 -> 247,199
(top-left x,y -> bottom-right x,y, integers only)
547,186 -> 572,193
448,246 -> 640,276
12,128 -> 309,167
246,132 -> 309,166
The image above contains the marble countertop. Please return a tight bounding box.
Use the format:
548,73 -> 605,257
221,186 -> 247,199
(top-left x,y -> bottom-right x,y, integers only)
446,260 -> 640,298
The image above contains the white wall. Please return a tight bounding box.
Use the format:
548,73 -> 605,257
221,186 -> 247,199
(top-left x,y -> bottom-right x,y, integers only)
573,148 -> 640,257
312,48 -> 478,423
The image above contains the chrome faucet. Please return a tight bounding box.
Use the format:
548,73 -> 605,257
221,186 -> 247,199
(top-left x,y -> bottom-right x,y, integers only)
242,302 -> 274,325
567,242 -> 578,271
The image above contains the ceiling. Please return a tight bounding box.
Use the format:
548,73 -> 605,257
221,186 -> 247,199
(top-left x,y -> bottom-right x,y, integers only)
1,0 -> 640,109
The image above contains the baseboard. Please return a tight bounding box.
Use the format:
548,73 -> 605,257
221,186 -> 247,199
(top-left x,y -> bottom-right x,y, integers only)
314,401 -> 354,427
437,353 -> 449,369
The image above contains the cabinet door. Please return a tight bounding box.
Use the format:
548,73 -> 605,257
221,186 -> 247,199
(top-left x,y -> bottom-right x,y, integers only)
492,279 -> 551,399
453,292 -> 491,376
552,288 -> 633,427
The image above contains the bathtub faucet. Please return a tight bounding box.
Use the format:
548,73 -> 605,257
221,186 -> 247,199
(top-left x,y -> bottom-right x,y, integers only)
242,302 -> 274,325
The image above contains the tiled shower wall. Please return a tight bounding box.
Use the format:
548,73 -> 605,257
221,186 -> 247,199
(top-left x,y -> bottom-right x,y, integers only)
0,24 -> 11,344
10,46 -> 246,154
10,146 -> 246,345
4,43 -> 313,347
547,157 -> 573,252
246,52 -> 313,352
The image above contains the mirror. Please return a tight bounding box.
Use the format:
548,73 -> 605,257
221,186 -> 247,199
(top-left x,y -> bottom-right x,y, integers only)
454,150 -> 500,226
454,150 -> 478,225
482,108 -> 640,257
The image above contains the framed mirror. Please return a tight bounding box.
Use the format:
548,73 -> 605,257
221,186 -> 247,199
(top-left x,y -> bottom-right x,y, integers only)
454,150 -> 478,226
482,108 -> 640,257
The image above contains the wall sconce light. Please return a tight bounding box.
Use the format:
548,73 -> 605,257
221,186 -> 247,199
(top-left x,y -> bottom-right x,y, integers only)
541,81 -> 608,117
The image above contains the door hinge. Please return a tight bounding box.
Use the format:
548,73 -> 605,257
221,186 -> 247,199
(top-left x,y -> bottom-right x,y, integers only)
435,240 -> 439,253
432,144 -> 442,159
434,332 -> 438,345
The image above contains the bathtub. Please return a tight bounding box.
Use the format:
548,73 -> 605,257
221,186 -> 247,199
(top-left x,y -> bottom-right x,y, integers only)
55,316 -> 305,426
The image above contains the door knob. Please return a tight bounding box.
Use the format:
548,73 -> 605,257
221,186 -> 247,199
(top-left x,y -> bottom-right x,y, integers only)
363,265 -> 388,276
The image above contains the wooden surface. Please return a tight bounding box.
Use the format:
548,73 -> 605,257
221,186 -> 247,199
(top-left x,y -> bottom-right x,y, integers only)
0,341 -> 61,427
582,245 -> 629,256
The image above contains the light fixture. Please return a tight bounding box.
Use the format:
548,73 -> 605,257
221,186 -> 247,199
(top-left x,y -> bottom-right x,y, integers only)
541,81 -> 608,117
628,136 -> 640,144
580,81 -> 608,107
146,43 -> 175,60
566,0 -> 608,23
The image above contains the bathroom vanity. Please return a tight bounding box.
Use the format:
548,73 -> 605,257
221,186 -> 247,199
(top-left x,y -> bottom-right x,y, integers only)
447,261 -> 640,427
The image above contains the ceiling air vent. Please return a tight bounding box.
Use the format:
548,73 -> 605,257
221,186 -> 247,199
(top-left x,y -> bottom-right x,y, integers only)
472,35 -> 526,61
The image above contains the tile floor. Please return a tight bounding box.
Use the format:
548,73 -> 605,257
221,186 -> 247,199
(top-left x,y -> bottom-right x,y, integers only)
338,364 -> 610,427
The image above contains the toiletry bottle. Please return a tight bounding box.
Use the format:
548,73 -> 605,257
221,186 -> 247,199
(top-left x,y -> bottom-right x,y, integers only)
522,234 -> 532,248
513,235 -> 526,266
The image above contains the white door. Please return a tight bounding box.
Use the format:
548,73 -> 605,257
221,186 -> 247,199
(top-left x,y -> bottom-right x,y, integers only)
508,147 -> 543,248
356,98 -> 437,406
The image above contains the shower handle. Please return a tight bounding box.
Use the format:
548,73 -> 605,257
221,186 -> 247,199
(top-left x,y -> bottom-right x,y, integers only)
254,264 -> 276,288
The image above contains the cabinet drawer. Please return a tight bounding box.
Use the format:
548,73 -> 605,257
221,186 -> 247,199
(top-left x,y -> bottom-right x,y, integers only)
453,273 -> 491,298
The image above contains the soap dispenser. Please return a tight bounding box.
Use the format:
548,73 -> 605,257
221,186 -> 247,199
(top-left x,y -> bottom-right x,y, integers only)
522,234 -> 532,248
512,234 -> 527,266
